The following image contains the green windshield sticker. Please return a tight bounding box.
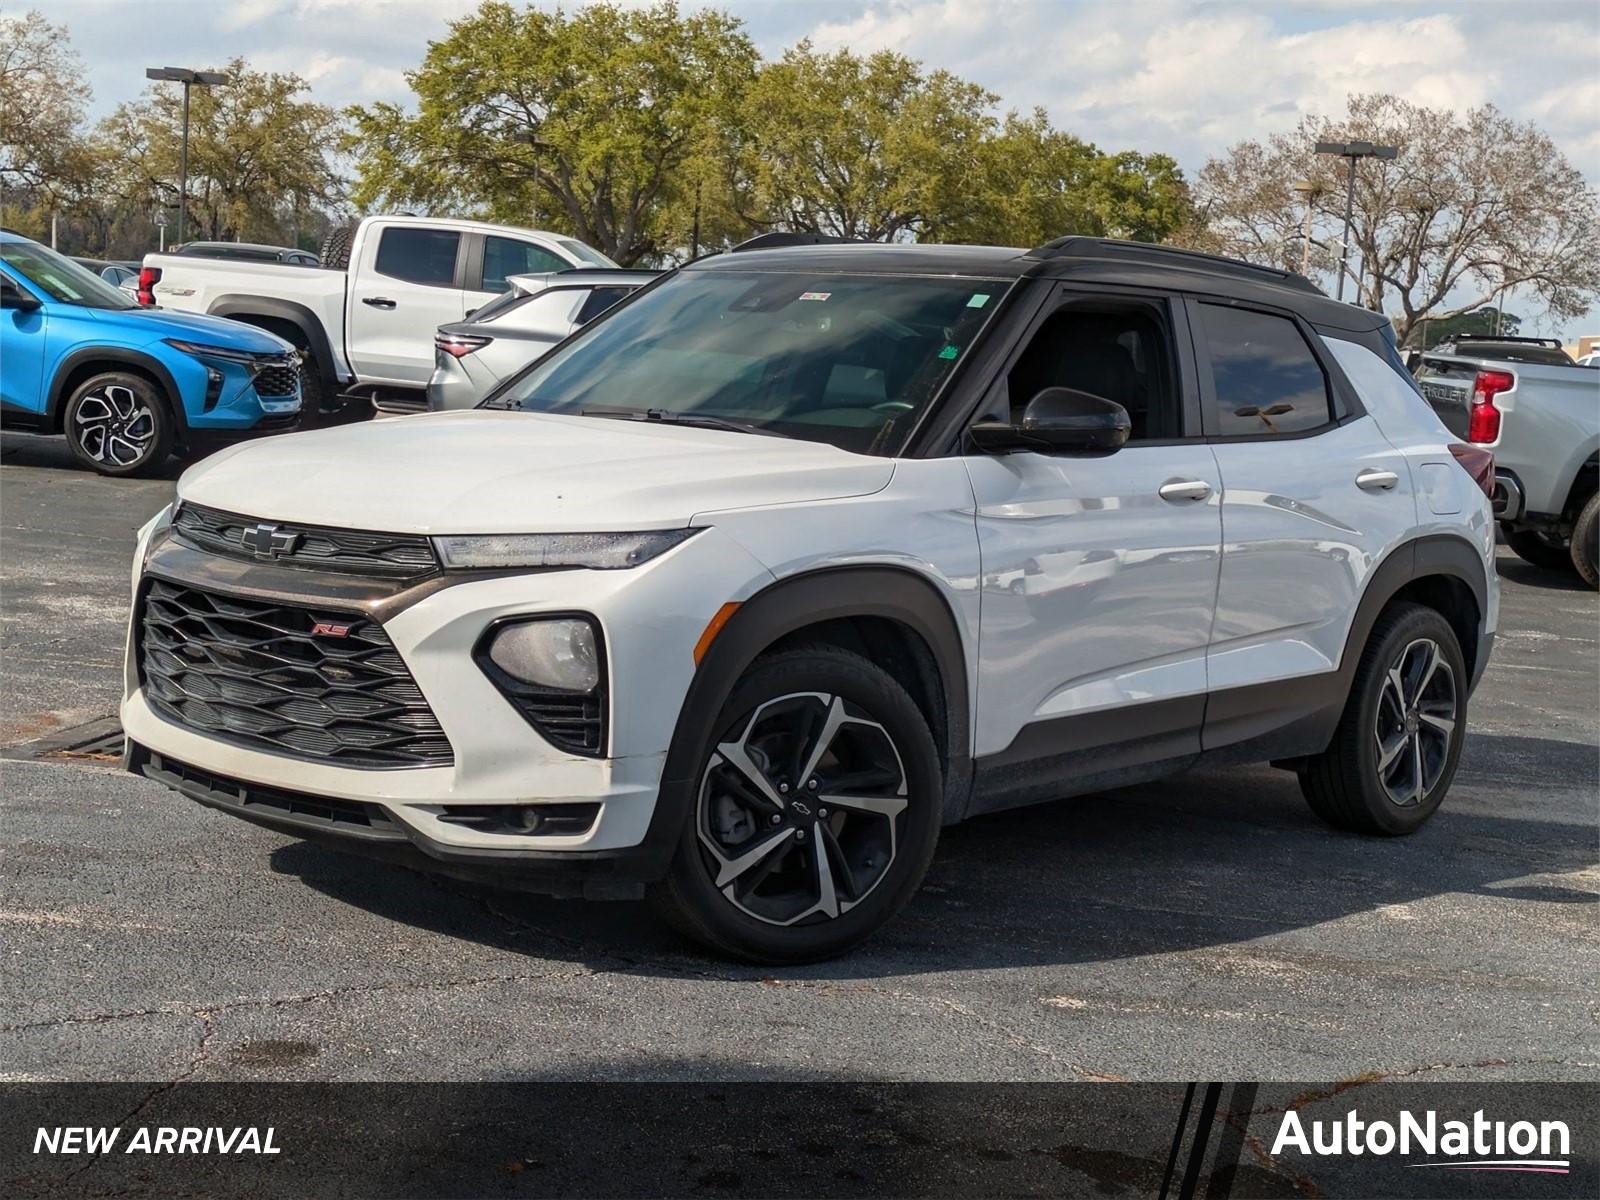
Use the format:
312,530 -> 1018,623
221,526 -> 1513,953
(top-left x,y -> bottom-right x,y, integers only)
938,344 -> 960,360
967,293 -> 990,308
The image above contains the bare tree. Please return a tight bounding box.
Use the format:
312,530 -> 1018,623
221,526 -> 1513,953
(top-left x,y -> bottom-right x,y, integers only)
1185,94 -> 1600,344
0,9 -> 87,196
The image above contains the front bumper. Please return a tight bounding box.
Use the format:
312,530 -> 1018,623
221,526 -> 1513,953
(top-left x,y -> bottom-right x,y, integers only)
127,744 -> 675,898
123,518 -> 775,877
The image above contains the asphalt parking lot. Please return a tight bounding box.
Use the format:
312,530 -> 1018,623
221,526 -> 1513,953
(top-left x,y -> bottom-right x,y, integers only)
2,430 -> 1597,1086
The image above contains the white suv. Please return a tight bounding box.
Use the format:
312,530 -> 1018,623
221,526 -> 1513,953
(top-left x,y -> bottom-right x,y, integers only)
123,235 -> 1498,962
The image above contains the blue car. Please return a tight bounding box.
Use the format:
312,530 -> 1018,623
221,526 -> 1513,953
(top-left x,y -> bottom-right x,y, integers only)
1,230 -> 302,476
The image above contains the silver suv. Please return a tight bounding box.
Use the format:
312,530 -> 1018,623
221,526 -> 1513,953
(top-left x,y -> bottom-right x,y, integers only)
428,269 -> 657,410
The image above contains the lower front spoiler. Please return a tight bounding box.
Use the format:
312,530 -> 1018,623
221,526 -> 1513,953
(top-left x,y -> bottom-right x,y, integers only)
127,742 -> 676,900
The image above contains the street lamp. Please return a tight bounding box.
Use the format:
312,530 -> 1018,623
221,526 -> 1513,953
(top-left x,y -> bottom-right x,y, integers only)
1290,179 -> 1324,277
144,67 -> 230,247
512,130 -> 553,227
1315,140 -> 1398,302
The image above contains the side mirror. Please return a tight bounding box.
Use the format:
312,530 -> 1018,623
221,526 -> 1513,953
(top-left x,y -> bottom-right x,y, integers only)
1,280 -> 42,312
969,387 -> 1131,456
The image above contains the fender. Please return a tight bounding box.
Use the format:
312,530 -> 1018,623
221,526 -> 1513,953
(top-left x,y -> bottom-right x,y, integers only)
207,295 -> 340,386
45,345 -> 188,433
632,566 -> 973,876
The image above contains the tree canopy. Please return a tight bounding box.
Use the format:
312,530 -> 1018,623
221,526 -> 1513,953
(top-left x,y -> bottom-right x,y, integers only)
1186,93 -> 1600,344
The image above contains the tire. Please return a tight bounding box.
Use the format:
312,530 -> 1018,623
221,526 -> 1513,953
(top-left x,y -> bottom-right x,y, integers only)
62,372 -> 173,476
293,347 -> 332,422
1503,525 -> 1573,572
654,645 -> 942,963
1298,602 -> 1467,836
318,224 -> 355,271
1569,493 -> 1599,588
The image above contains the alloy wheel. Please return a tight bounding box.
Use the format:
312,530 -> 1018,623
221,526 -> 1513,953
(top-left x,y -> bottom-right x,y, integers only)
696,691 -> 908,927
73,384 -> 156,468
1374,637 -> 1457,807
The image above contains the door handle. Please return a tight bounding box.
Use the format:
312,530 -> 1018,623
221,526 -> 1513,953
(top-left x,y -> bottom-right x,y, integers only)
361,296 -> 397,309
1356,468 -> 1399,492
1158,479 -> 1212,503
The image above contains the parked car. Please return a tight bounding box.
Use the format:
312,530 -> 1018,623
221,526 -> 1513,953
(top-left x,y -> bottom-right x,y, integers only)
1577,351 -> 1599,368
1414,334 -> 1599,586
139,216 -> 618,414
171,241 -> 320,267
1,231 -> 302,475
428,268 -> 657,410
123,234 -> 1497,961
71,256 -> 141,290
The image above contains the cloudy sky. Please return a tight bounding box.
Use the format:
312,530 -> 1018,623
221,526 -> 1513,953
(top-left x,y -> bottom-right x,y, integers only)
36,0 -> 1600,335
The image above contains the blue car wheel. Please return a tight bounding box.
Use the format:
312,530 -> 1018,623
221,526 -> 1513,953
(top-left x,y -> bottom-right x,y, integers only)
63,371 -> 173,476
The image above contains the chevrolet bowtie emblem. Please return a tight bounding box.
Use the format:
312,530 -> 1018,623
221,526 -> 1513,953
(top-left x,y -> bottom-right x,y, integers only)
239,522 -> 301,559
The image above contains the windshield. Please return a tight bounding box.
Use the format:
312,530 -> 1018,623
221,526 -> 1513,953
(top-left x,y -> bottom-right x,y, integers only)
557,238 -> 619,268
0,238 -> 136,310
493,269 -> 1010,455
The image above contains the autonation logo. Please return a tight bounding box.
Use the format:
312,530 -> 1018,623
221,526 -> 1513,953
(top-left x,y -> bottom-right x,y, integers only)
1272,1108 -> 1571,1175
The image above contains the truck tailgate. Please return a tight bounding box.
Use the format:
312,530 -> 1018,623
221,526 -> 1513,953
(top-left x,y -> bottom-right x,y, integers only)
1415,357 -> 1477,439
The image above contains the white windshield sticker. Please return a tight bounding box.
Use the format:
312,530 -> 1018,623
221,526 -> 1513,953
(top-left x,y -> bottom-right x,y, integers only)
967,293 -> 991,308
799,291 -> 831,301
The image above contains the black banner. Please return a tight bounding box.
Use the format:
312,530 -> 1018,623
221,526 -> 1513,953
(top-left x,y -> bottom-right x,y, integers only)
3,1082 -> 1593,1198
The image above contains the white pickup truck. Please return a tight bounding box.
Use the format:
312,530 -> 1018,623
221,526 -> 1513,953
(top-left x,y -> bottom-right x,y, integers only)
139,215 -> 617,412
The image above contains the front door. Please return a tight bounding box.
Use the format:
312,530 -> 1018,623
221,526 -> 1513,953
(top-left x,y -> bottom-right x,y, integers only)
965,289 -> 1223,786
0,273 -> 48,417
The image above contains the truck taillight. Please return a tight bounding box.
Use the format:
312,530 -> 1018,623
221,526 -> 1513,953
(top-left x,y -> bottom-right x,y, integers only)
436,333 -> 490,358
1448,443 -> 1495,500
136,266 -> 161,307
1466,368 -> 1513,443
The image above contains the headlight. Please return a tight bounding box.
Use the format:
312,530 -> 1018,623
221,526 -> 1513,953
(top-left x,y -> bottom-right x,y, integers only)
434,528 -> 699,570
161,338 -> 261,365
487,619 -> 599,692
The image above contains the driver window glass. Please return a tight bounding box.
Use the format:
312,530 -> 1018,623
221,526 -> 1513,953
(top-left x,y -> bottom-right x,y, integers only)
1005,301 -> 1181,440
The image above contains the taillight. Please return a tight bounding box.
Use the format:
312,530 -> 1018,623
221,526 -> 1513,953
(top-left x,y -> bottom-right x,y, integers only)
436,333 -> 490,358
1449,443 -> 1495,500
1466,368 -> 1512,443
136,266 -> 161,307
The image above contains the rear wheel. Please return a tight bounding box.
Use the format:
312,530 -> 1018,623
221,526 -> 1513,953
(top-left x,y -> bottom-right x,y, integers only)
1504,525 -> 1573,572
655,646 -> 942,963
1569,493 -> 1598,588
1299,602 -> 1466,836
62,372 -> 173,476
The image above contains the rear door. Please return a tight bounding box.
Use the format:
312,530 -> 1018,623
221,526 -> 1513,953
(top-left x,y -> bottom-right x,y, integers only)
1190,299 -> 1414,744
345,224 -> 468,385
464,234 -> 573,313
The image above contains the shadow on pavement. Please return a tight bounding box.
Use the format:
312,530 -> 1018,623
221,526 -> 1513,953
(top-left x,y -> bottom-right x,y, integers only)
269,730 -> 1599,982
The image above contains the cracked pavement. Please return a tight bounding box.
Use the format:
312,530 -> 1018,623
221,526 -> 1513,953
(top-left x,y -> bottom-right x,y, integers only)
2,430 -> 1597,1086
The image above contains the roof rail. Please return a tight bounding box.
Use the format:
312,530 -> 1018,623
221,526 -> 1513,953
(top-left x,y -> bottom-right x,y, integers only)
1026,235 -> 1322,295
1449,334 -> 1564,349
729,232 -> 864,253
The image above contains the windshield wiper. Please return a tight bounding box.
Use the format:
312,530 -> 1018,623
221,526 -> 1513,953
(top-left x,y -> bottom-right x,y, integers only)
580,407 -> 792,439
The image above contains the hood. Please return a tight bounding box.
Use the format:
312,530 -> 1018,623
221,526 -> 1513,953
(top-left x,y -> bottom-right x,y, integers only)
178,411 -> 895,534
115,306 -> 293,353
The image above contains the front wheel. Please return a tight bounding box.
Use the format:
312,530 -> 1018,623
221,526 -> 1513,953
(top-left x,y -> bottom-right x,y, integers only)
1299,602 -> 1467,835
63,372 -> 173,476
655,646 -> 942,963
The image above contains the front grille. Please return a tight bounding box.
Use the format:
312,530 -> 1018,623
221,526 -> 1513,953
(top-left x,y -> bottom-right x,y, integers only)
252,362 -> 300,397
172,502 -> 439,579
139,579 -> 453,768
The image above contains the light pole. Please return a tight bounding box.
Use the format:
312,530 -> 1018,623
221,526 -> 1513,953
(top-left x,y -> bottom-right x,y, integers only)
512,130 -> 553,227
155,211 -> 169,252
1290,179 -> 1323,276
144,67 -> 229,247
1314,139 -> 1398,303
